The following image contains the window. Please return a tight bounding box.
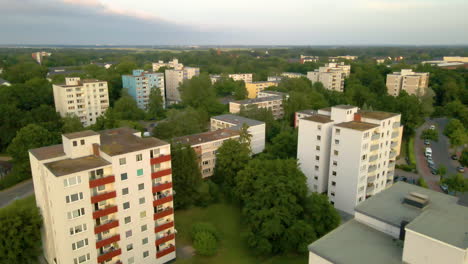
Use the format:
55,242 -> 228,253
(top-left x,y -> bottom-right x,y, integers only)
314,165 -> 319,171
72,238 -> 88,250
124,216 -> 131,224
331,181 -> 336,186
139,197 -> 145,204
127,244 -> 133,251
73,141 -> 78,147
66,192 -> 84,203
317,125 -> 322,131
122,188 -> 129,195
332,171 -> 337,176
334,150 -> 339,156
123,202 -> 130,210
333,161 -> 338,166
128,257 -> 135,264
141,224 -> 148,232
121,173 -> 128,181
119,158 -> 126,165
143,250 -> 149,258
314,176 -> 318,180
142,237 -> 148,245
64,176 -> 82,187
317,135 -> 321,140
74,253 -> 90,264
136,154 -> 142,161
140,211 -> 147,218
67,208 -> 85,220
330,192 -> 335,197
363,132 -> 369,138
137,169 -> 143,176
335,139 -> 339,145
80,139 -> 85,145
70,224 -> 87,235
316,145 -> 320,151
362,154 -> 367,160
335,128 -> 341,135
126,230 -> 132,238
330,201 -> 335,205
138,183 -> 145,190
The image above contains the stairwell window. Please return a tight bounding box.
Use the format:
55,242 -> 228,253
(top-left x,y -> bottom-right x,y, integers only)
136,154 -> 143,161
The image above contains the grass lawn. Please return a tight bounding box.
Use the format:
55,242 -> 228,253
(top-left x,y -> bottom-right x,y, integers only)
408,137 -> 416,165
399,138 -> 408,160
174,202 -> 307,264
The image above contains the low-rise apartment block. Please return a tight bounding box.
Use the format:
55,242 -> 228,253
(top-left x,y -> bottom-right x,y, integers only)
386,69 -> 429,96
29,127 -> 176,264
246,81 -> 279,98
229,95 -> 284,120
210,114 -> 266,154
308,182 -> 468,264
53,77 -> 109,126
173,129 -> 240,178
329,55 -> 357,62
122,69 -> 165,110
294,109 -> 316,128
165,67 -> 200,104
209,73 -> 253,84
307,63 -> 350,92
267,76 -> 283,82
152,59 -> 183,71
300,55 -> 319,64
297,105 -> 403,215
281,72 -> 306,79
443,56 -> 468,63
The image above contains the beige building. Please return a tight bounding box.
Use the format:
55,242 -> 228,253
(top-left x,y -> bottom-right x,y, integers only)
29,128 -> 176,264
443,56 -> 468,63
307,63 -> 350,92
210,73 -> 253,84
297,105 -> 403,215
281,72 -> 306,79
165,67 -> 200,103
245,81 -> 279,98
53,77 -> 109,127
300,55 -> 319,64
329,55 -> 358,62
229,95 -> 285,120
386,69 -> 429,96
308,182 -> 468,264
152,59 -> 183,71
173,129 -> 240,178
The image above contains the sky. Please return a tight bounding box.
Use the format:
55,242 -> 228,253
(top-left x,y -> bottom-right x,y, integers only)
0,0 -> 467,45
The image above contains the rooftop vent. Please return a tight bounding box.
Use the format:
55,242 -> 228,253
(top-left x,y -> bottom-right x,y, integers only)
403,192 -> 430,209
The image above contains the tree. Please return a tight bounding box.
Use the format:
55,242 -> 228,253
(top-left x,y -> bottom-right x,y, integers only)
152,107 -> 206,140
444,119 -> 467,147
239,123 -> 252,147
147,87 -> 165,120
437,165 -> 447,178
212,76 -> 246,99
460,149 -> 468,167
193,231 -> 218,256
0,197 -> 42,264
417,177 -> 429,188
303,193 -> 340,238
170,144 -> 202,209
62,114 -> 84,133
420,129 -> 438,142
112,95 -> 146,121
3,62 -> 47,83
263,129 -> 298,159
442,174 -> 468,194
180,74 -> 225,115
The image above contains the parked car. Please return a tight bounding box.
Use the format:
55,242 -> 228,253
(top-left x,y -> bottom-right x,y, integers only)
425,147 -> 432,157
451,154 -> 458,160
431,168 -> 438,175
401,176 -> 408,182
427,160 -> 435,166
457,166 -> 465,173
424,140 -> 430,145
394,176 -> 400,182
440,184 -> 449,194
430,125 -> 436,130
427,156 -> 433,162
408,178 -> 417,184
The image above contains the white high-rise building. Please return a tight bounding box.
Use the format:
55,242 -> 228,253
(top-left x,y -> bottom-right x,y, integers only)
307,63 -> 350,92
53,77 -> 109,126
165,67 -> 200,104
29,128 -> 176,264
152,59 -> 183,71
297,105 -> 403,215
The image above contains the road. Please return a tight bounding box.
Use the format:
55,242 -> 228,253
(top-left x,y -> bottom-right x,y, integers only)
0,179 -> 34,208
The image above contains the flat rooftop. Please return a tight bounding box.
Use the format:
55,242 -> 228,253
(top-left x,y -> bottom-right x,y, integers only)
297,109 -> 316,115
173,129 -> 239,146
308,219 -> 403,264
359,110 -> 399,120
334,104 -> 356,110
303,114 -> 333,124
258,91 -> 287,96
30,144 -> 65,161
45,155 -> 110,176
211,114 -> 264,127
231,96 -> 283,105
335,121 -> 379,131
99,127 -> 168,156
63,130 -> 99,140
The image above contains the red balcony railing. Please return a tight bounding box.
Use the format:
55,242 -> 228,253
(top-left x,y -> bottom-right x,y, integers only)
156,245 -> 175,258
151,168 -> 172,179
153,196 -> 173,207
96,234 -> 120,249
89,175 -> 115,188
150,155 -> 171,165
155,221 -> 174,233
155,233 -> 175,246
94,220 -> 119,234
154,208 -> 173,220
97,248 -> 121,263
91,191 -> 116,204
93,205 -> 118,219
152,182 -> 172,193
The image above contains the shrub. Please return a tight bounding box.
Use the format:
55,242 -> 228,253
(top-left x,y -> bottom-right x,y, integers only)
193,231 -> 217,256
417,177 -> 428,188
191,222 -> 220,241
407,137 -> 416,165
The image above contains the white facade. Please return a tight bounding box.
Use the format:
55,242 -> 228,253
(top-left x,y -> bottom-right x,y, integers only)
297,105 -> 402,215
29,128 -> 176,264
281,72 -> 305,78
165,67 -> 200,103
307,63 -> 350,92
228,73 -> 253,83
53,77 -> 109,126
229,96 -> 284,120
152,59 -> 183,71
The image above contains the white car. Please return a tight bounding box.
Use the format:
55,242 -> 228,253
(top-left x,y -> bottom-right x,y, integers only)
430,125 -> 436,130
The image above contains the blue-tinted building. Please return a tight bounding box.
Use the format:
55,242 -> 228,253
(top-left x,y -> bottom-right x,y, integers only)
122,69 -> 165,109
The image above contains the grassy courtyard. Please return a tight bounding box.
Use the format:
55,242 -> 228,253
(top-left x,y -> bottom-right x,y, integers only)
174,203 -> 307,264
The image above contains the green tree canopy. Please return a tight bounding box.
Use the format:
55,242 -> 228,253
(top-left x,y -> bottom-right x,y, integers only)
420,129 -> 438,142
180,74 -> 225,115
62,114 -> 84,133
152,107 -> 207,140
147,87 -> 165,120
112,95 -> 146,121
444,119 -> 467,147
442,174 -> 468,194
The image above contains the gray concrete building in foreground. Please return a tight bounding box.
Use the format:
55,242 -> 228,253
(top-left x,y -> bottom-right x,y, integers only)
308,182 -> 468,264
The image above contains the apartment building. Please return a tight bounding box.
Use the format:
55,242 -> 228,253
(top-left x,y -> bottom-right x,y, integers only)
209,73 -> 253,84
308,182 -> 468,264
281,72 -> 306,79
245,81 -> 279,98
165,67 -> 200,103
229,96 -> 284,120
297,105 -> 403,215
300,55 -> 319,64
267,76 -> 283,82
386,69 -> 429,96
53,77 -> 109,126
29,127 -> 176,264
173,129 -> 240,178
122,69 -> 165,110
32,51 -> 52,64
152,59 -> 183,71
210,114 -> 266,154
307,63 -> 350,92
443,56 -> 468,63
294,109 -> 316,128
329,55 -> 358,62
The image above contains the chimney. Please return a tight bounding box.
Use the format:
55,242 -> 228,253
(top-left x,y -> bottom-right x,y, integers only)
92,143 -> 100,157
354,113 -> 361,122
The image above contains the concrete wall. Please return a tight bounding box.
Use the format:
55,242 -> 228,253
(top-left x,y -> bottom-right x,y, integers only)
354,212 -> 400,238
308,252 -> 333,264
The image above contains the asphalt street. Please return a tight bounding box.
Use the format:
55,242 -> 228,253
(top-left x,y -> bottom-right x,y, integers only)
0,179 -> 34,208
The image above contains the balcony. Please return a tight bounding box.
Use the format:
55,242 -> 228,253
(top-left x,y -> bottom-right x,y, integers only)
155,221 -> 174,233
89,175 -> 115,188
388,161 -> 395,168
91,191 -> 116,204
371,133 -> 380,140
389,151 -> 397,159
393,122 -> 400,128
387,170 -> 395,178
367,175 -> 376,183
97,248 -> 121,263
391,141 -> 398,148
152,182 -> 172,193
93,205 -> 118,219
156,245 -> 175,258
151,168 -> 172,179
153,195 -> 173,207
150,155 -> 171,165
368,165 -> 377,173
370,144 -> 379,152
154,207 -> 174,220
94,220 -> 119,234
369,155 -> 378,162
366,183 -> 374,193
391,132 -> 399,139
96,234 -> 120,249
156,233 -> 175,246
